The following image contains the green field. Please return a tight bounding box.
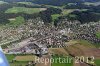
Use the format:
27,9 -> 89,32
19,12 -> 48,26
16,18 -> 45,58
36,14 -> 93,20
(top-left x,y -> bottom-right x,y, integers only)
76,40 -> 95,48
96,32 -> 100,38
6,54 -> 15,62
95,59 -> 100,66
84,2 -> 100,6
17,2 -> 33,5
51,9 -> 76,22
52,55 -> 73,66
51,9 -> 88,23
8,16 -> 25,26
51,14 -> 61,21
62,9 -> 74,15
45,5 -> 62,9
6,55 -> 26,66
10,61 -> 27,66
6,54 -> 36,66
5,7 -> 45,14
77,39 -> 100,48
62,9 -> 87,15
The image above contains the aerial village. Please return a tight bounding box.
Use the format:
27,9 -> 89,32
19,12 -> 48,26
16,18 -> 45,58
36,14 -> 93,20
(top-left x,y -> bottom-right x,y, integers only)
0,18 -> 100,66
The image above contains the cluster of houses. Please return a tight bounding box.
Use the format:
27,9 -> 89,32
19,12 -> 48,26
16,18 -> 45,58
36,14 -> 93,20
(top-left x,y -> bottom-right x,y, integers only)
57,19 -> 100,44
0,18 -> 100,55
1,18 -> 67,55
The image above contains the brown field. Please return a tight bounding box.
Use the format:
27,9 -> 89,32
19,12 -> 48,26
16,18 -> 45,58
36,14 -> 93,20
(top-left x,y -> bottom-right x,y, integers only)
73,59 -> 89,66
65,44 -> 100,58
88,49 -> 100,59
65,45 -> 84,56
72,44 -> 100,59
79,63 -> 90,66
66,40 -> 78,45
49,48 -> 69,56
15,55 -> 37,61
64,39 -> 100,59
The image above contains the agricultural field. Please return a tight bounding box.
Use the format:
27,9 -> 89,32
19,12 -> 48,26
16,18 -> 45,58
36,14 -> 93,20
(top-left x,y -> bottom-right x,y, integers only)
62,9 -> 87,15
49,48 -> 68,56
96,32 -> 100,38
6,54 -> 37,62
15,55 -> 37,61
51,9 -> 74,21
51,9 -> 74,22
76,40 -> 96,48
49,39 -> 100,66
62,9 -> 74,15
51,9 -> 88,22
95,59 -> 100,66
45,5 -> 62,9
5,54 -> 15,62
51,14 -> 61,21
77,39 -> 100,48
17,2 -> 33,5
5,7 -> 46,14
65,39 -> 100,59
84,2 -> 100,6
10,62 -> 27,66
8,16 -> 25,26
6,54 -> 37,66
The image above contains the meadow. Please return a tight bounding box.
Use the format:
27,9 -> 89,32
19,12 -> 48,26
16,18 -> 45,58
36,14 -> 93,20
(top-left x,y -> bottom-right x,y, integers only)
8,16 -> 25,26
96,32 -> 100,38
95,59 -> 100,66
6,54 -> 37,66
5,7 -> 46,14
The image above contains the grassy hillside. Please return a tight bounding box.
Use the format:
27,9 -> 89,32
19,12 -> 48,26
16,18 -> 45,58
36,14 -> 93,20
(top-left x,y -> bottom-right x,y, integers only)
95,59 -> 100,66
84,1 -> 100,6
96,32 -> 100,38
17,2 -> 33,5
51,14 -> 61,21
8,16 -> 25,26
5,7 -> 46,14
6,54 -> 37,66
